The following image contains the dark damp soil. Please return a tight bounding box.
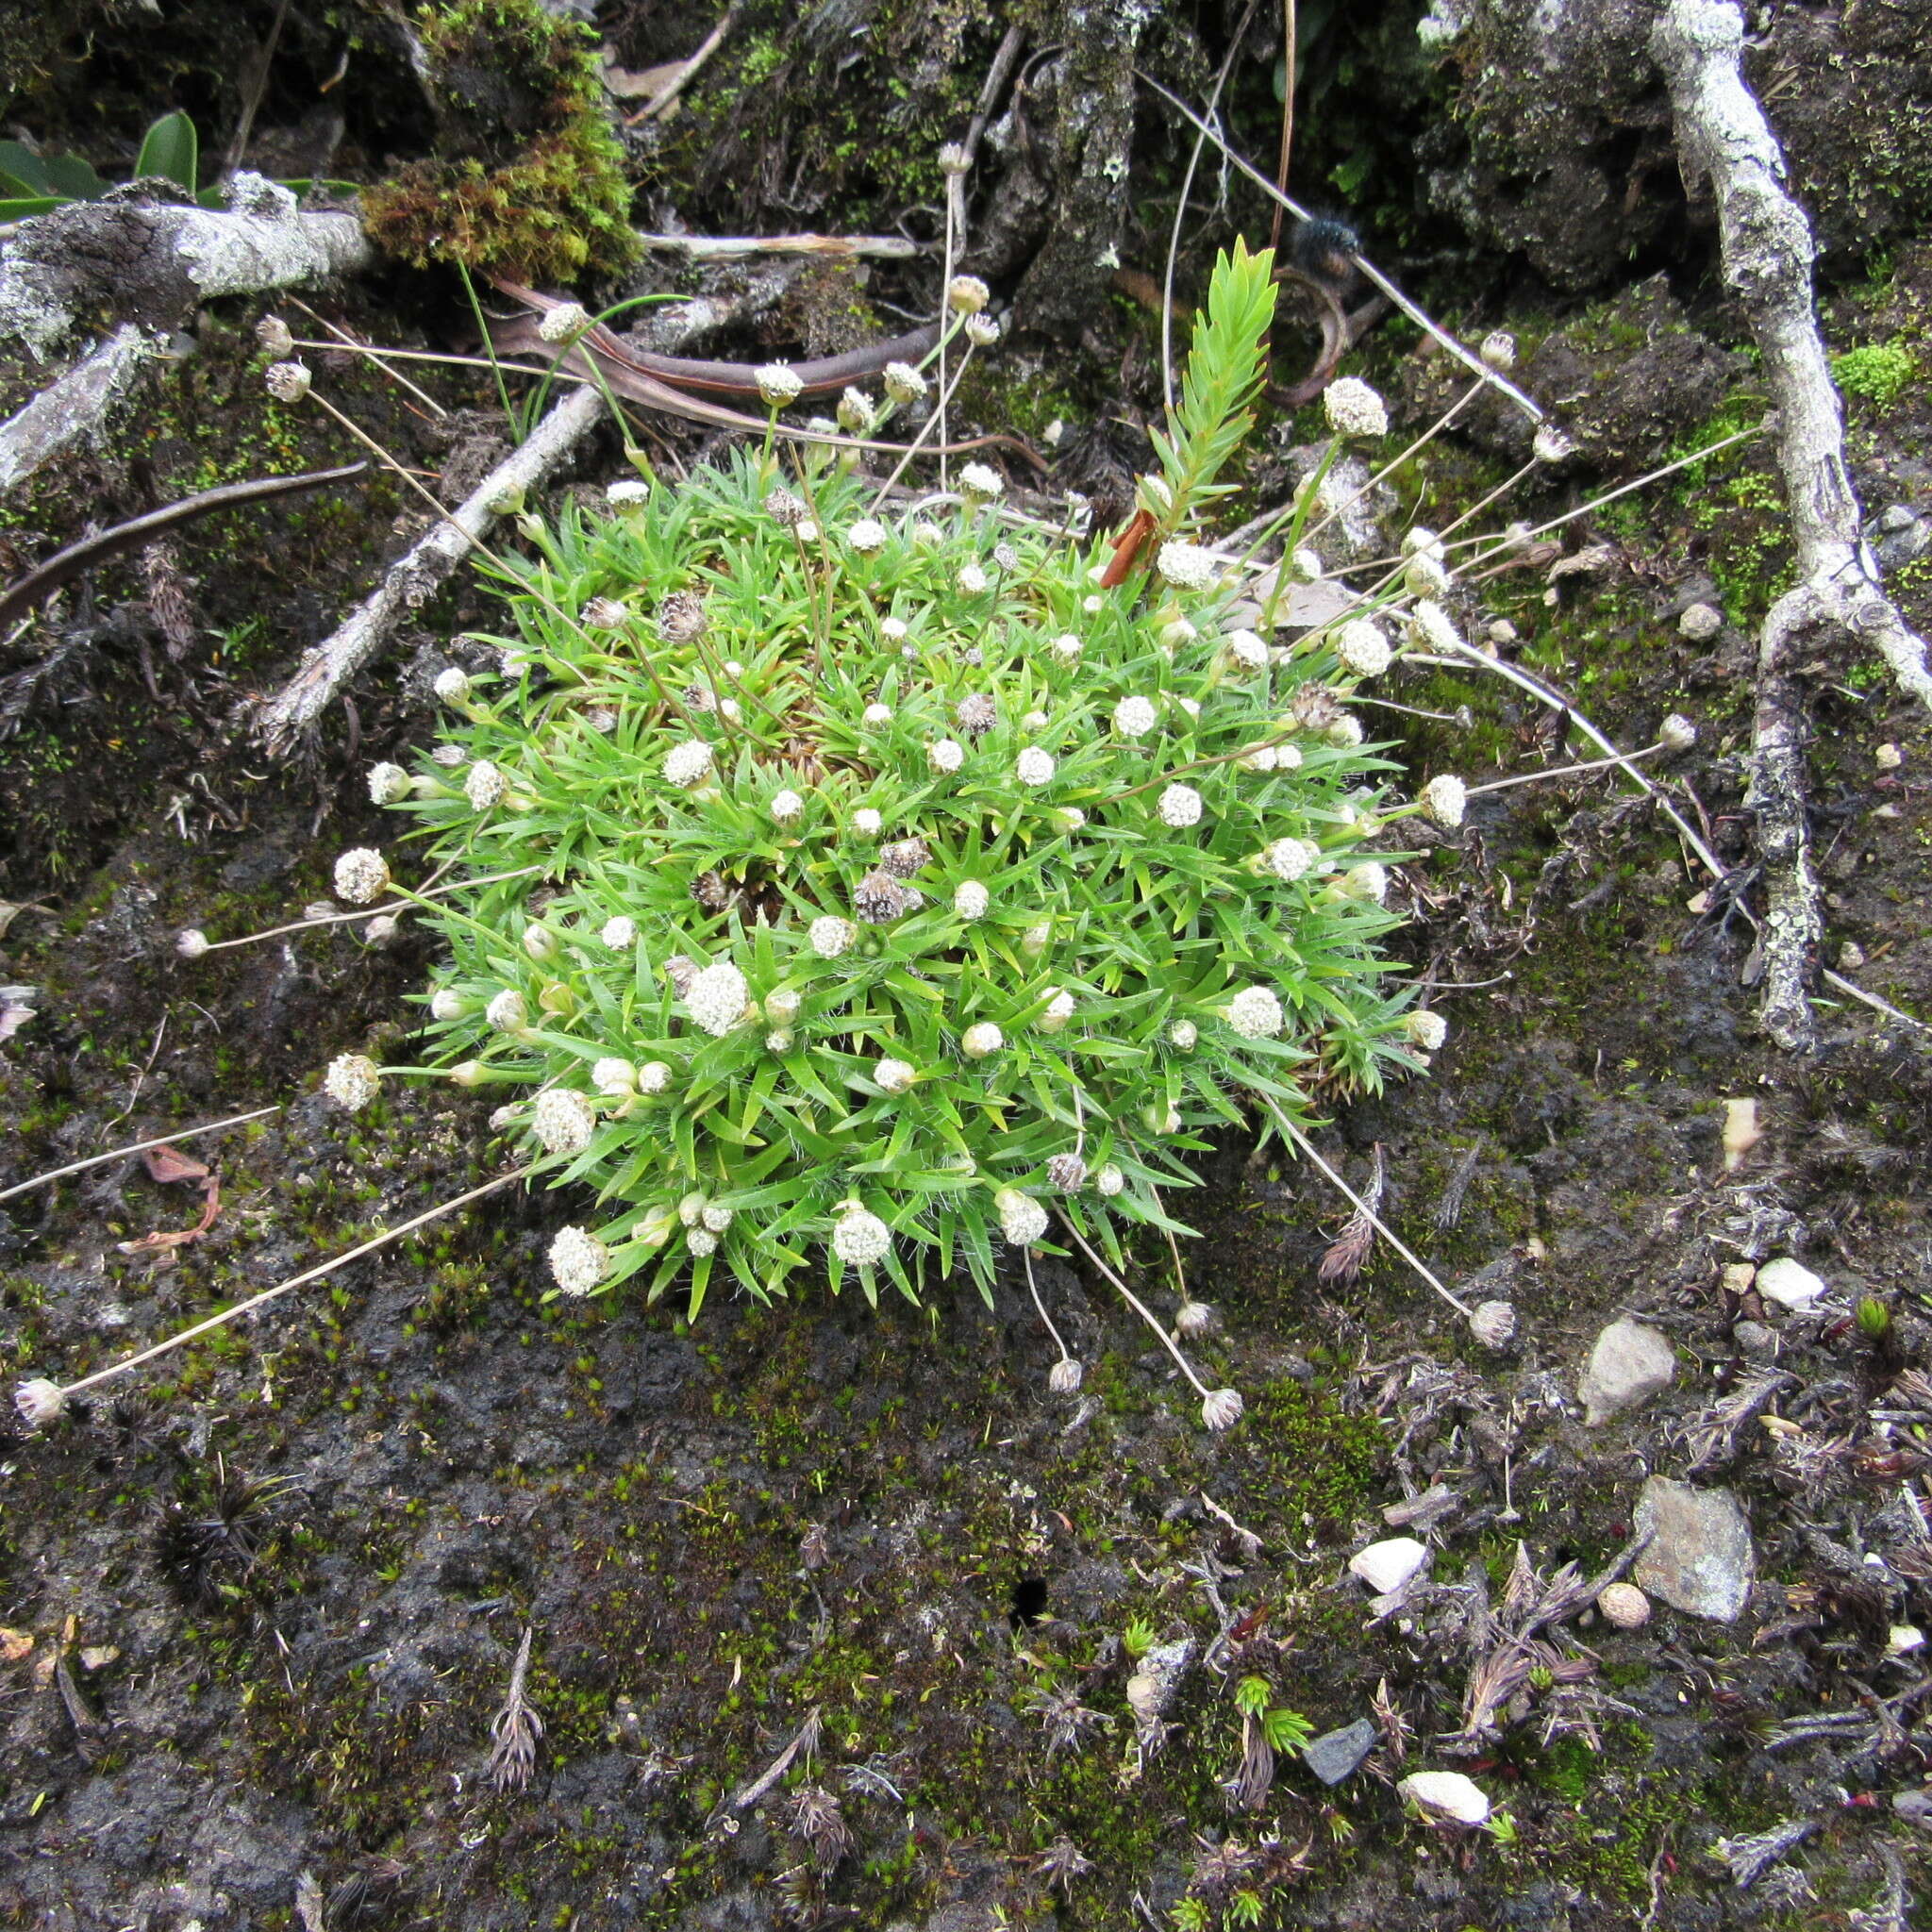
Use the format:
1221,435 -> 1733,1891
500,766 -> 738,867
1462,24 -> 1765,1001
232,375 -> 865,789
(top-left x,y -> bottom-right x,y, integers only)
4,246 -> 1932,1932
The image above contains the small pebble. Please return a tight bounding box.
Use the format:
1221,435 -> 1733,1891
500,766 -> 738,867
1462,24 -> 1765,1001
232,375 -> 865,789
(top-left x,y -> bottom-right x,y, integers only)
1757,1257 -> 1826,1309
1398,1770 -> 1491,1825
1874,741 -> 1903,771
1597,1582 -> 1651,1630
1678,601 -> 1723,641
1731,1320 -> 1778,1357
1348,1537 -> 1430,1595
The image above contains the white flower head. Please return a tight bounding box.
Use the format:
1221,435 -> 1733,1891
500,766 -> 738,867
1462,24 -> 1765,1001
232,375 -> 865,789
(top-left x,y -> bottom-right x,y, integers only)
430,987 -> 466,1023
1405,1008 -> 1449,1053
606,478 -> 650,509
538,302 -> 591,343
1201,1388 -> 1245,1432
1056,807 -> 1085,831
1470,1299 -> 1517,1347
883,361 -> 927,404
1113,694 -> 1158,740
1289,546 -> 1324,582
946,275 -> 990,314
1403,525 -> 1446,560
1533,422 -> 1577,464
1660,712 -> 1698,754
368,762 -> 412,805
1021,922 -> 1051,958
1048,1356 -> 1083,1394
465,760 -> 508,811
928,737 -> 965,774
14,1378 -> 67,1429
1336,618 -> 1392,677
432,666 -> 471,705
687,960 -> 750,1036
637,1060 -> 672,1095
1016,747 -> 1056,787
1227,628 -> 1269,673
1480,330 -> 1518,371
961,1021 -> 1003,1059
324,1053 -> 381,1110
333,847 -> 391,905
880,616 -> 909,643
1341,859 -> 1390,903
1241,743 -> 1279,773
1170,1019 -> 1198,1050
1037,988 -> 1074,1033
832,1202 -> 891,1267
911,520 -> 943,550
533,1087 -> 597,1156
592,1057 -> 637,1098
1327,713 -> 1366,748
809,915 -> 856,959
771,788 -> 806,824
756,363 -> 803,408
1324,376 -> 1388,440
1095,1163 -> 1125,1197
1156,541 -> 1217,591
958,461 -> 1005,502
1051,632 -> 1083,664
852,808 -> 884,838
522,923 -> 557,963
847,518 -> 888,555
1420,774 -> 1467,829
874,1056 -> 916,1094
549,1224 -> 609,1296
957,562 -> 990,595
764,1028 -> 792,1054
861,702 -> 892,726
954,879 -> 990,920
836,387 -> 875,434
1404,599 -> 1461,655
1224,986 -> 1284,1039
485,988 -> 527,1034
995,1189 -> 1049,1247
1405,551 -> 1449,598
964,313 -> 1000,347
1262,837 -> 1321,882
663,739 -> 714,789
1158,784 -> 1203,828
175,928 -> 210,960
264,359 -> 310,403
601,915 -> 637,950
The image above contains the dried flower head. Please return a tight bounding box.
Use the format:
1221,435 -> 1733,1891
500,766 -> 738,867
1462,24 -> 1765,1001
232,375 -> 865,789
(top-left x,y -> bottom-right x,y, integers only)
264,359 -> 310,403
1660,712 -> 1698,754
1046,1152 -> 1087,1191
333,847 -> 391,905
257,314 -> 294,358
538,302 -> 591,343
1175,1299 -> 1218,1337
854,870 -> 914,924
657,591 -> 708,645
1201,1388 -> 1244,1431
1048,1357 -> 1084,1394
324,1053 -> 381,1109
955,693 -> 996,737
1324,376 -> 1388,439
764,486 -> 808,526
938,142 -> 972,176
14,1378 -> 66,1430
1533,423 -> 1576,464
964,314 -> 1001,347
1480,330 -> 1517,371
1469,1299 -> 1517,1348
879,837 -> 930,880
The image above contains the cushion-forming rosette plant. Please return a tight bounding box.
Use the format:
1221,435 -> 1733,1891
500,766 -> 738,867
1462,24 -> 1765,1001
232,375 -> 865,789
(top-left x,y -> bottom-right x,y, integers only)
386,245 -> 1424,1312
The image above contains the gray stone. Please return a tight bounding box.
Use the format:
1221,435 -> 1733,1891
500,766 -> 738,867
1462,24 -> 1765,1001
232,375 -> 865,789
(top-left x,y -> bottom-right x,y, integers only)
1634,1478 -> 1755,1622
1302,1719 -> 1378,1787
1891,1788 -> 1932,1827
1579,1318 -> 1676,1424
1731,1320 -> 1778,1356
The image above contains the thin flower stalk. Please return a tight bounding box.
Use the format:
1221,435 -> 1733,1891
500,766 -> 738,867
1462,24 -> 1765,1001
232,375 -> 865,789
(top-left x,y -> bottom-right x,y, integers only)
0,1107 -> 282,1205
29,1171 -> 521,1407
191,865 -> 541,955
1056,1211 -> 1215,1400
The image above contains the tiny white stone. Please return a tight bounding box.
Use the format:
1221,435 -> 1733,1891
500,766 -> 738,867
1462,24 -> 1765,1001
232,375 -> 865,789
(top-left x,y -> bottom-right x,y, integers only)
1348,1537 -> 1429,1595
1398,1771 -> 1491,1826
1756,1257 -> 1827,1308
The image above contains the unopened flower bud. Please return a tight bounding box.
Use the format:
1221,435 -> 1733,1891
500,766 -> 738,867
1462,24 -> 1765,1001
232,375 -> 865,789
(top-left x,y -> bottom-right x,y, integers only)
176,927 -> 210,960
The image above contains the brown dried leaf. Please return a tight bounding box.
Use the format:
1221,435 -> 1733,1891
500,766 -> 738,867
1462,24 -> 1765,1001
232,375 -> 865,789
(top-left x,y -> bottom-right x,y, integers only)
118,1176 -> 220,1256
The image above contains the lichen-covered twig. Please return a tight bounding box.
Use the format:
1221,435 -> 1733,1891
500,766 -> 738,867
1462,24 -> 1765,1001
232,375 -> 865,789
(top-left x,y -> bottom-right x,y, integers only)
250,385 -> 602,753
0,176 -> 373,362
0,325 -> 164,499
1653,0 -> 1932,1047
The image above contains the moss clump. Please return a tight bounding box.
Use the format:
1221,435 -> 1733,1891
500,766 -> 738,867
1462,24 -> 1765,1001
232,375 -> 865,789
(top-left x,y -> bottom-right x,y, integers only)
361,0 -> 639,286
1832,340 -> 1917,409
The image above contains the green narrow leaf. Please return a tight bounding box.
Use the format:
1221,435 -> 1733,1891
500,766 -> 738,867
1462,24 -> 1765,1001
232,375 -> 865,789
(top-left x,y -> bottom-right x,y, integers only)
136,111 -> 198,194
